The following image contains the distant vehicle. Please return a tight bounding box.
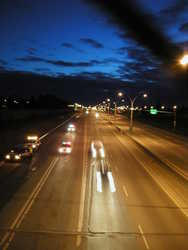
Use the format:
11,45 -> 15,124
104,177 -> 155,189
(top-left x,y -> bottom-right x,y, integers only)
26,135 -> 40,151
67,123 -> 76,132
58,141 -> 72,154
91,140 -> 105,159
5,145 -> 33,162
95,112 -> 99,119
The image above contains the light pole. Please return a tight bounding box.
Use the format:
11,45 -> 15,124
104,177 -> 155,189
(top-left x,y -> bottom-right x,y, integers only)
118,91 -> 148,132
106,98 -> 110,114
180,54 -> 188,66
173,105 -> 177,129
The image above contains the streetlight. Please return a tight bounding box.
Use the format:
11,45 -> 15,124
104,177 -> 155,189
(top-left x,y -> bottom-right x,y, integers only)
118,91 -> 147,132
161,105 -> 165,110
106,98 -> 110,114
118,92 -> 123,97
173,105 -> 177,129
180,54 -> 188,66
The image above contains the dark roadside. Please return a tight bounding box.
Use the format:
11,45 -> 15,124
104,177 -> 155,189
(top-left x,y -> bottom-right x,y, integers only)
120,109 -> 188,137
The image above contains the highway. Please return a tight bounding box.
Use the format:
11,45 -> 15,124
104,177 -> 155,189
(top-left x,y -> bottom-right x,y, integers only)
0,111 -> 188,249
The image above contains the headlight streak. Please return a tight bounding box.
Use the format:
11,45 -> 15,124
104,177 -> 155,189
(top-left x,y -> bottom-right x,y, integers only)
96,171 -> 102,192
99,148 -> 105,158
107,171 -> 116,193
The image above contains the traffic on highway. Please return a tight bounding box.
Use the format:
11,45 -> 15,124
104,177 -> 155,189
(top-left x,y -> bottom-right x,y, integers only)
0,110 -> 188,250
1,0 -> 188,249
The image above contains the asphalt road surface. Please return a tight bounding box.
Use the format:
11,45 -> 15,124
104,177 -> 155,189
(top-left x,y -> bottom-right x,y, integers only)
0,112 -> 188,250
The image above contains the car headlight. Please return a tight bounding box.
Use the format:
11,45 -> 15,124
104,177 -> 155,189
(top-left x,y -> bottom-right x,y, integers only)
66,148 -> 71,153
59,148 -> 63,153
15,155 -> 21,160
5,154 -> 10,159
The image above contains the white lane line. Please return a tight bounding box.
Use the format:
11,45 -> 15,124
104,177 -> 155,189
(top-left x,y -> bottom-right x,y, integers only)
123,185 -> 128,197
76,120 -> 88,247
39,115 -> 75,140
96,171 -> 102,193
164,159 -> 188,181
138,224 -> 150,249
107,171 -> 116,193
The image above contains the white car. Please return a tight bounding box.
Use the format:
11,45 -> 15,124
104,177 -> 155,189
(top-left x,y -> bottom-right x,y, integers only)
67,124 -> 76,132
91,140 -> 105,159
58,141 -> 72,154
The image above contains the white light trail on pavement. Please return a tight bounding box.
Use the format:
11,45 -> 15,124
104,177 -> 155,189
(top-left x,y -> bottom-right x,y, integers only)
107,171 -> 116,192
96,171 -> 102,192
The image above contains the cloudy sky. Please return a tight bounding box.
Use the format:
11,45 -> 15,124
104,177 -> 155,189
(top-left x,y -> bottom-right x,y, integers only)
0,0 -> 188,103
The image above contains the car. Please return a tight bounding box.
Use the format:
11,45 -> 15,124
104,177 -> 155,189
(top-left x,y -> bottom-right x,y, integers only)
26,135 -> 40,151
5,145 -> 33,162
58,141 -> 72,154
95,112 -> 99,119
67,123 -> 76,132
91,140 -> 105,159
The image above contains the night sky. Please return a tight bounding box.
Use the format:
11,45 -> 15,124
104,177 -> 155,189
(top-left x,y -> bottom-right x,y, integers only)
1,0 -> 188,104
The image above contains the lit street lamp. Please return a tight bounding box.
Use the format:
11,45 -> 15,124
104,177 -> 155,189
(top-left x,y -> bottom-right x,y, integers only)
173,105 -> 177,129
118,91 -> 148,132
180,54 -> 188,66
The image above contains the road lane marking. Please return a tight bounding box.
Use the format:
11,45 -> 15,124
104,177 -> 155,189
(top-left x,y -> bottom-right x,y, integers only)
96,171 -> 102,193
76,119 -> 88,247
113,130 -> 188,218
123,185 -> 128,197
164,159 -> 188,181
39,115 -> 75,140
107,171 -> 116,193
138,224 -> 150,249
0,158 -> 58,249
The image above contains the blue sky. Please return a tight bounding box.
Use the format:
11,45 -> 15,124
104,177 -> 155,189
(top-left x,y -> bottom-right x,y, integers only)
1,0 -> 188,103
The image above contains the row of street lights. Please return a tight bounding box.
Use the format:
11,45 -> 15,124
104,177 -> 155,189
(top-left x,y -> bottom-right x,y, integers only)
99,91 -> 148,132
96,53 -> 188,132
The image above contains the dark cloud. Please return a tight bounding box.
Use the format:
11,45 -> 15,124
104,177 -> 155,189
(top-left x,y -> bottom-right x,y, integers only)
160,0 -> 188,17
80,38 -> 104,48
179,22 -> 188,33
16,56 -> 43,63
61,42 -> 85,53
117,46 -> 162,84
0,70 -> 127,104
177,40 -> 188,49
85,0 -> 182,64
0,59 -> 7,65
35,68 -> 51,72
27,47 -> 37,55
61,43 -> 74,48
16,56 -> 122,68
0,0 -> 32,15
